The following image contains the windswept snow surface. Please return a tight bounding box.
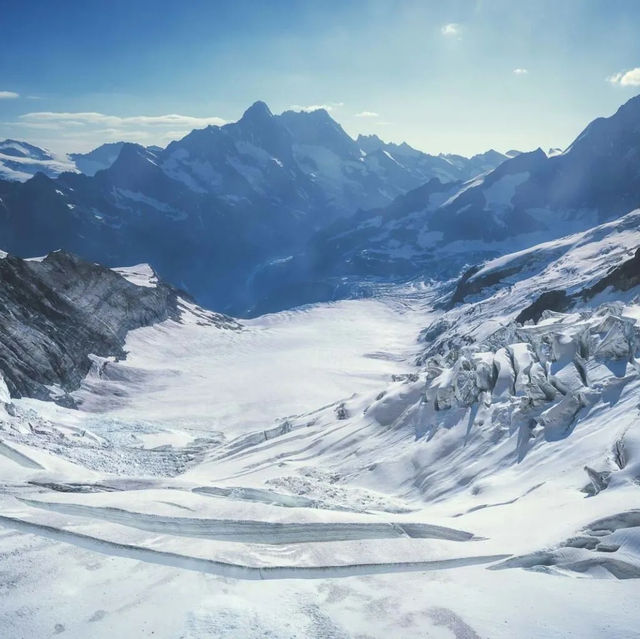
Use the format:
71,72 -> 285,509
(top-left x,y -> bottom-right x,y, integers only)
0,139 -> 77,181
1,236 -> 640,636
112,263 -> 159,288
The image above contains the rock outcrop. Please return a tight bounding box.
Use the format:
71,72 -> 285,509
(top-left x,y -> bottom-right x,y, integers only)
0,251 -> 195,402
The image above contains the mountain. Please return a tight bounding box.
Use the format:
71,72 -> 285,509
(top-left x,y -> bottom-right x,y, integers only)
254,93 -> 640,310
0,139 -> 77,181
159,102 -> 509,215
0,207 -> 638,637
69,142 -> 126,176
0,249 -> 238,403
0,102 -> 511,315
69,142 -> 162,176
355,134 -> 514,184
2,94 -> 640,316
0,139 -> 164,182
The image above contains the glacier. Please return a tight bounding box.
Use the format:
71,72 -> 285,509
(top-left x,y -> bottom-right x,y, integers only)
0,205 -> 639,637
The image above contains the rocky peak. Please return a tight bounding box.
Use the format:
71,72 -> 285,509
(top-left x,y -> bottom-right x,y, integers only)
357,133 -> 385,154
239,100 -> 274,123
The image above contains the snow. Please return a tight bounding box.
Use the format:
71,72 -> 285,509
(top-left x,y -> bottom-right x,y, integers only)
112,263 -> 158,288
69,297 -> 429,433
0,374 -> 10,404
0,141 -> 77,182
114,188 -> 183,217
382,150 -> 404,168
470,208 -> 640,286
483,171 -> 529,208
441,175 -> 485,208
1,217 -> 640,637
161,149 -> 221,194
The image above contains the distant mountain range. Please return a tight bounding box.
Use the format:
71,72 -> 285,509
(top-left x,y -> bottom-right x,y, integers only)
0,104 -> 512,189
0,139 -> 163,181
1,95 -> 639,315
250,93 -> 640,313
0,102 -> 513,314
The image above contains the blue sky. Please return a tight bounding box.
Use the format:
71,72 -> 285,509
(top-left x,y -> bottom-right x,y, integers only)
1,0 -> 640,155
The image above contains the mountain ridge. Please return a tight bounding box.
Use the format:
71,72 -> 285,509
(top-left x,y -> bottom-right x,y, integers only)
1,94 -> 639,315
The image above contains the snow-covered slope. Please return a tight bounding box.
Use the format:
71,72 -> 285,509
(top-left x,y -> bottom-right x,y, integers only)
0,139 -> 165,182
0,139 -> 77,181
0,210 -> 639,636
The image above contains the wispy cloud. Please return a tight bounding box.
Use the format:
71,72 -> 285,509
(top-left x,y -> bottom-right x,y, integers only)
607,67 -> 640,86
354,111 -> 379,118
441,23 -> 460,37
0,91 -> 19,99
6,111 -> 226,153
288,102 -> 344,112
513,68 -> 528,75
19,112 -> 226,127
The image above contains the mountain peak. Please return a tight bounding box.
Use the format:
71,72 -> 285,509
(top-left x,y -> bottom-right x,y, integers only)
112,142 -> 149,164
102,143 -> 160,184
357,134 -> 385,154
357,133 -> 383,143
279,108 -> 358,159
241,100 -> 273,122
616,91 -> 640,115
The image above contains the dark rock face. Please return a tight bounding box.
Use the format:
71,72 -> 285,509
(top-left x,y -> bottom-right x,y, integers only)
70,142 -> 163,176
0,251 -> 184,402
582,248 -> 640,299
515,290 -> 571,324
513,247 -> 640,323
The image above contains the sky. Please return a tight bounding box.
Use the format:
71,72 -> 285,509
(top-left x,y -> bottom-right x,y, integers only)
1,0 -> 640,156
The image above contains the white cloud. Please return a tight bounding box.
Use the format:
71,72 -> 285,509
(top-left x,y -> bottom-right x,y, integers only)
608,67 -> 640,86
19,112 -> 226,127
0,91 -> 19,99
513,68 -> 528,75
441,23 -> 460,36
288,102 -> 343,113
6,111 -> 226,153
355,111 -> 379,118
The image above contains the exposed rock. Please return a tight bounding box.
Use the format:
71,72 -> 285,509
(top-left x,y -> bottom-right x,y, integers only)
583,465 -> 612,495
391,373 -> 419,383
335,403 -> 349,420
516,290 -> 571,324
582,247 -> 640,299
0,250 -> 236,402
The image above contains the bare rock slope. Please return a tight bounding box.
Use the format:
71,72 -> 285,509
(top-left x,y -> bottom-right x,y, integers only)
0,250 -> 235,402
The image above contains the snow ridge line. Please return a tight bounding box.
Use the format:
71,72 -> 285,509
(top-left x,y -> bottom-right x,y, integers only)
17,498 -> 475,543
0,514 -> 509,581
